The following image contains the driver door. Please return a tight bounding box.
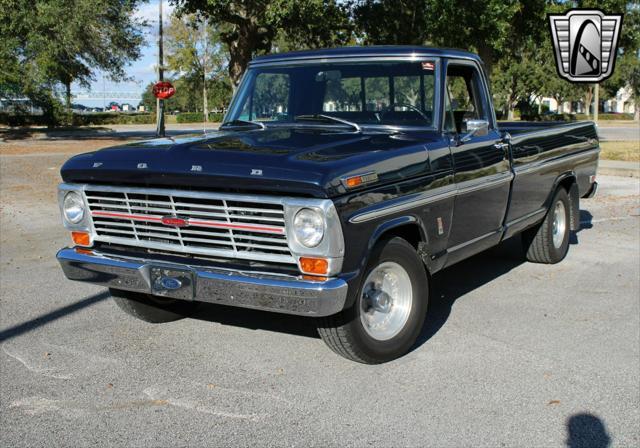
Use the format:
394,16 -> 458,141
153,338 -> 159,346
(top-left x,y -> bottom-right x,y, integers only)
444,60 -> 512,264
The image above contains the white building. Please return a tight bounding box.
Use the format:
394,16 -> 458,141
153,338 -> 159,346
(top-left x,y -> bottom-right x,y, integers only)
603,86 -> 636,114
537,86 -> 635,115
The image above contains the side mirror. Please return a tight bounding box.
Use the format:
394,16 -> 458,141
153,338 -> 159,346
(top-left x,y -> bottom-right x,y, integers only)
460,119 -> 489,142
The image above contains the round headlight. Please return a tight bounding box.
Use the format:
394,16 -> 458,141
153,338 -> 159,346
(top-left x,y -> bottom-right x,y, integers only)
63,191 -> 85,224
293,208 -> 324,247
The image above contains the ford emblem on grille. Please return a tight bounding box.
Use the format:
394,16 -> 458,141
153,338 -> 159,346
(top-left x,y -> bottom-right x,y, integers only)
160,277 -> 182,290
161,216 -> 188,227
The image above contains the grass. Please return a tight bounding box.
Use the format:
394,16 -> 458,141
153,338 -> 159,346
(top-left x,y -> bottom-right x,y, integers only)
599,141 -> 640,162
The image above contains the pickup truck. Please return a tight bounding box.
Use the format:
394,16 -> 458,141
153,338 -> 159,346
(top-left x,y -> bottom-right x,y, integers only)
56,46 -> 599,363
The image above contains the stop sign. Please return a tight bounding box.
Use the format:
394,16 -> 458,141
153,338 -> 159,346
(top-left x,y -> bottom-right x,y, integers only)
153,81 -> 176,99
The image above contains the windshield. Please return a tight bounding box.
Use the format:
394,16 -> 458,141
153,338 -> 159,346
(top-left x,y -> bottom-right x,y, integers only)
225,60 -> 438,129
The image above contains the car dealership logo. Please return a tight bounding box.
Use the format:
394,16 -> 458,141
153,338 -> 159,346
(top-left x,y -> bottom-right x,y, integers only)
548,9 -> 623,83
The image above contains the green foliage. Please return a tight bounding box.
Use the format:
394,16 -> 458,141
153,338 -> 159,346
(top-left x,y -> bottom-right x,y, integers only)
574,113 -> 635,120
0,112 -> 155,127
171,0 -> 353,84
0,0 -> 146,126
140,75 -> 232,114
176,112 -> 224,123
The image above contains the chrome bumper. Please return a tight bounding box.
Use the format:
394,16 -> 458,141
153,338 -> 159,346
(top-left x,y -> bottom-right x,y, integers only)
56,248 -> 348,316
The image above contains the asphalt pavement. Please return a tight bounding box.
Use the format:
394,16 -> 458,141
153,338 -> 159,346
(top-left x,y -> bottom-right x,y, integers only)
0,147 -> 639,446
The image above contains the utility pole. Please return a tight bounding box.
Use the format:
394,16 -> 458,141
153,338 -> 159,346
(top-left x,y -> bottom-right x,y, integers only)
593,83 -> 599,123
202,17 -> 208,132
156,0 -> 166,137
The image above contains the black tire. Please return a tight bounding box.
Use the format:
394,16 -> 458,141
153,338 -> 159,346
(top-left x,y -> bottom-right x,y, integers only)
110,289 -> 194,323
317,237 -> 428,364
523,187 -> 571,264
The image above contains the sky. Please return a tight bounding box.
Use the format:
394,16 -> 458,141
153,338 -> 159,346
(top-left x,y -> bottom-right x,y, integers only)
73,0 -> 175,107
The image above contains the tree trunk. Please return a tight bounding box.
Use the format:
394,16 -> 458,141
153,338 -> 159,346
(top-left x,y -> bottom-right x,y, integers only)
583,85 -> 594,119
476,43 -> 494,77
65,81 -> 72,112
203,76 -> 208,122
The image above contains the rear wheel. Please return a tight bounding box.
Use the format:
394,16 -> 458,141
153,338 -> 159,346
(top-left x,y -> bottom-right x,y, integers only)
317,237 -> 428,364
110,289 -> 194,323
523,187 -> 571,264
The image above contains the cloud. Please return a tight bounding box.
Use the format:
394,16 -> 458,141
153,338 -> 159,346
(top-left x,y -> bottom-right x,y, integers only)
134,0 -> 175,24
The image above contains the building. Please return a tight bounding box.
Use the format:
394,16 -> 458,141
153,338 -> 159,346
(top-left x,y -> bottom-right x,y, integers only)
537,86 -> 636,115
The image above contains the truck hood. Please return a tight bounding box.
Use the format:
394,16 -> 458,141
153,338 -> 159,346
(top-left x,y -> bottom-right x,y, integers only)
60,127 -> 442,198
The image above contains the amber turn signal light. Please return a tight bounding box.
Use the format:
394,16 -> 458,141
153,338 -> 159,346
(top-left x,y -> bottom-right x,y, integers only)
299,257 -> 329,275
71,231 -> 91,247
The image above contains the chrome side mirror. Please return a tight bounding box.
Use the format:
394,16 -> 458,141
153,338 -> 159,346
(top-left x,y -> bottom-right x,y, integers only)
460,119 -> 489,142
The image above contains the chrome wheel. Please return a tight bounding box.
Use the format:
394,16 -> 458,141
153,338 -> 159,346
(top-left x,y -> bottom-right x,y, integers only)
552,201 -> 567,248
360,261 -> 413,341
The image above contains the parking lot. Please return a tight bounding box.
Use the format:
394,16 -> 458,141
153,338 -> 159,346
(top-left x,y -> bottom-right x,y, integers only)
1,137 -> 639,446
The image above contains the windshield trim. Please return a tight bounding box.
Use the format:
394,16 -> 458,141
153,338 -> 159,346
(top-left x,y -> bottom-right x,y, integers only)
224,57 -> 442,131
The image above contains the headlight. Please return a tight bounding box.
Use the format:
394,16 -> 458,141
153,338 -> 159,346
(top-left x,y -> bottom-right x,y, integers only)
293,208 -> 324,247
63,191 -> 85,224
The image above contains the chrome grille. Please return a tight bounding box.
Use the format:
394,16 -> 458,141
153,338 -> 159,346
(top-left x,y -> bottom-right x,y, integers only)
83,186 -> 295,264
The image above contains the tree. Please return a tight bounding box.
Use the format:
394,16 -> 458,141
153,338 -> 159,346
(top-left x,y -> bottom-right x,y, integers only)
425,0 -> 547,76
353,0 -> 430,45
165,13 -> 228,119
171,0 -> 353,86
0,0 -> 146,123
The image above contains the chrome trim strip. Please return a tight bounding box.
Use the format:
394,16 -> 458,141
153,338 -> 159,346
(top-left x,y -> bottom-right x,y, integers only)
249,53 -> 472,67
505,208 -> 547,228
447,230 -> 498,253
57,248 -> 348,317
456,172 -> 514,195
349,184 -> 457,224
349,171 -> 513,224
514,148 -> 600,175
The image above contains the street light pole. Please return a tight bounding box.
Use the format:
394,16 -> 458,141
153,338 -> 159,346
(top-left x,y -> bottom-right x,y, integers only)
156,0 -> 166,137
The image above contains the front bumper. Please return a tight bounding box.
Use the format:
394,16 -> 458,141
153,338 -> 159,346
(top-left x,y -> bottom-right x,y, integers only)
56,248 -> 348,316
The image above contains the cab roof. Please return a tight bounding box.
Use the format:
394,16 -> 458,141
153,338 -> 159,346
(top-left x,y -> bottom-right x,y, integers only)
250,45 -> 482,66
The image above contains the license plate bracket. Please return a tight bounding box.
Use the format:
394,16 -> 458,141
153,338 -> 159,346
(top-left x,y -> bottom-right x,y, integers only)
149,266 -> 195,301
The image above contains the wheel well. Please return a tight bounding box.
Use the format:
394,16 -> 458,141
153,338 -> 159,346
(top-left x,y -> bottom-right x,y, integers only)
558,175 -> 576,193
556,175 -> 580,231
377,223 -> 423,249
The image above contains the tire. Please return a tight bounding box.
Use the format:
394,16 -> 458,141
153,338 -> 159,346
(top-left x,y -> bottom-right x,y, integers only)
317,237 -> 428,364
523,187 -> 571,264
110,289 -> 194,323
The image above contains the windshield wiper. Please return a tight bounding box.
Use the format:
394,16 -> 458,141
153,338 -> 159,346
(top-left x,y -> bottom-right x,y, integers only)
293,114 -> 361,132
220,119 -> 266,130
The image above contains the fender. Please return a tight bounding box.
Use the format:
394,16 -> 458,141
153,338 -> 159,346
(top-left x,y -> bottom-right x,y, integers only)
547,171 -> 580,231
342,215 -> 428,309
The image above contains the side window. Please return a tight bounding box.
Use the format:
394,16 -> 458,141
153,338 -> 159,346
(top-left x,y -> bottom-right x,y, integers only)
445,64 -> 487,133
240,73 -> 289,121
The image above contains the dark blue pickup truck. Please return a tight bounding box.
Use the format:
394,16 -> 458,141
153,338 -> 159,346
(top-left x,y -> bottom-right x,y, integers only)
57,46 -> 599,363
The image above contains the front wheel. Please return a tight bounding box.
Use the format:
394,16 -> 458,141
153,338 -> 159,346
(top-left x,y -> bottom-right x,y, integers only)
523,187 -> 571,264
110,289 -> 194,323
317,237 -> 428,364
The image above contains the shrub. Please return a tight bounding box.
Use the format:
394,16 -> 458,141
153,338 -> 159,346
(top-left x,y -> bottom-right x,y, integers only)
574,113 -> 634,120
71,113 -> 155,126
0,112 -> 155,127
519,113 -> 576,122
176,112 -> 224,123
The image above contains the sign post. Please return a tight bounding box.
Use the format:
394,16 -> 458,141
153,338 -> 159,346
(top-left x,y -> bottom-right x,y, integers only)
156,0 -> 165,137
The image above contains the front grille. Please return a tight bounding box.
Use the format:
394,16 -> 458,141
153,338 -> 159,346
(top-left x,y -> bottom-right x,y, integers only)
83,187 -> 295,265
